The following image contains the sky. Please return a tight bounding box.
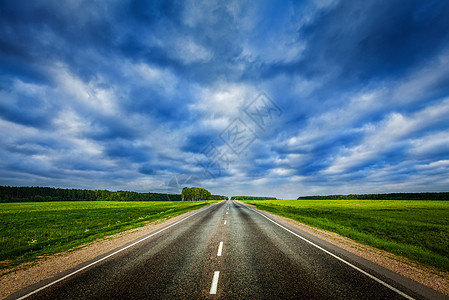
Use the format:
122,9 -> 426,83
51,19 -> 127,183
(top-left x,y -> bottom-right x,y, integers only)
1,0 -> 449,199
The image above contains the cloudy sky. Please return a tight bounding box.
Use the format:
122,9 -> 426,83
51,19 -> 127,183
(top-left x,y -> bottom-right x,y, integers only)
1,0 -> 449,199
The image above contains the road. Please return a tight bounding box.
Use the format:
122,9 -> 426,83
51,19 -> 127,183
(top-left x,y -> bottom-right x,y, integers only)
9,201 -> 447,299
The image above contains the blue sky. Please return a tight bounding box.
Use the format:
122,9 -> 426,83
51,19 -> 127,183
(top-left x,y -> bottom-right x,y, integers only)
1,0 -> 449,199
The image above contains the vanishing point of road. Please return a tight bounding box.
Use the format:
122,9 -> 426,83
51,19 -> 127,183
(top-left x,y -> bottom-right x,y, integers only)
9,201 -> 448,300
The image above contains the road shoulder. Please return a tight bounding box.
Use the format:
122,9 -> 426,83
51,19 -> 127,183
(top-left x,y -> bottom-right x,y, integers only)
239,201 -> 449,297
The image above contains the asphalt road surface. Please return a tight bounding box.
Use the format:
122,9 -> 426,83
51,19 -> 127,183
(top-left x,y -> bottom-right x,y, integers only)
9,201 -> 448,300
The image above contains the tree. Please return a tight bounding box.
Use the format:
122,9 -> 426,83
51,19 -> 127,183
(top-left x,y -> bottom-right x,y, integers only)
181,187 -> 213,201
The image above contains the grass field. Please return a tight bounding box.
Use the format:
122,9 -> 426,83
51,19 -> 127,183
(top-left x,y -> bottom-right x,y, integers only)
0,201 -> 215,270
243,200 -> 449,272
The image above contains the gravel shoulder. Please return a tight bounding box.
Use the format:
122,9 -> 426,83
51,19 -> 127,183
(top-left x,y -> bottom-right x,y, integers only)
241,202 -> 449,297
0,208 -> 201,299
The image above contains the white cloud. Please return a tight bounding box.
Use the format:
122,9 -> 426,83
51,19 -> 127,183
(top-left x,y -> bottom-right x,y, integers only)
190,81 -> 257,120
174,37 -> 213,64
392,47 -> 449,104
270,167 -> 294,176
122,61 -> 179,96
11,79 -> 47,98
281,87 -> 387,154
416,160 -> 449,170
409,132 -> 449,157
52,64 -> 119,115
182,0 -> 241,28
323,97 -> 449,174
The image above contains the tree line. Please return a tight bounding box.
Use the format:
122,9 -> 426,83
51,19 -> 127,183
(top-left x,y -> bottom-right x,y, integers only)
297,192 -> 449,200
230,196 -> 277,200
0,186 -> 228,203
0,186 -> 182,202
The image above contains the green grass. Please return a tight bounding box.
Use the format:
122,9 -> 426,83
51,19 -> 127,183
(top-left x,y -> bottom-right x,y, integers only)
243,200 -> 449,272
0,201 -> 216,270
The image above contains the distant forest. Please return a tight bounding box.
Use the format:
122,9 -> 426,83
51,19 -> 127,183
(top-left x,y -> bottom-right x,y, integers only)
297,192 -> 449,200
0,186 -> 227,203
231,196 -> 277,200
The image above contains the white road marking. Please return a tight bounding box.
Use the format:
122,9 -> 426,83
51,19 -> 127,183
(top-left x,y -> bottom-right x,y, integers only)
224,220 -> 227,225
210,271 -> 220,294
226,211 -> 228,214
16,203 -> 218,300
244,204 -> 415,300
217,241 -> 223,256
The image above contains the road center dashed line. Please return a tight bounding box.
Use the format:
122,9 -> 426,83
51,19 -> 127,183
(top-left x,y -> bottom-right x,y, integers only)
210,271 -> 220,294
217,242 -> 223,256
224,220 -> 227,225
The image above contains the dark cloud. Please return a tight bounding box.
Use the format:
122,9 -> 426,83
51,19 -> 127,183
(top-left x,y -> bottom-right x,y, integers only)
138,164 -> 155,175
262,0 -> 449,89
182,133 -> 216,153
104,139 -> 151,163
